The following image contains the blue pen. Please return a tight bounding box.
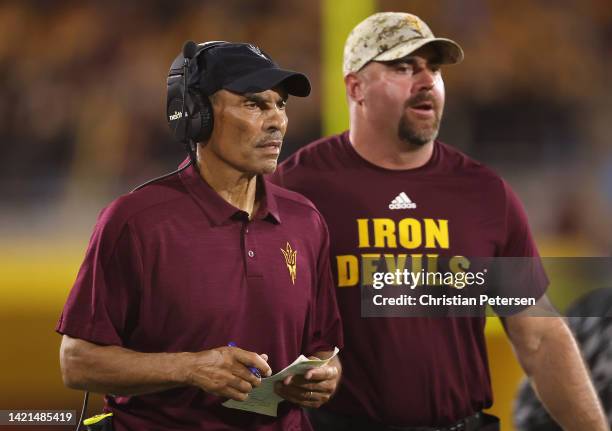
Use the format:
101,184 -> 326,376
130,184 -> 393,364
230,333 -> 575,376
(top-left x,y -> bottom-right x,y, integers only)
227,342 -> 262,378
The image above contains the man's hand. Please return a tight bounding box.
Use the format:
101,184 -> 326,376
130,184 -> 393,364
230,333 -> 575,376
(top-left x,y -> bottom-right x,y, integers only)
274,353 -> 341,408
186,346 -> 272,401
60,336 -> 272,399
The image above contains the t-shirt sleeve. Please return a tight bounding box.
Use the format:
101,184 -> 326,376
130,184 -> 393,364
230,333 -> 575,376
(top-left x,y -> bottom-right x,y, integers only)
56,204 -> 142,346
303,212 -> 344,356
492,181 -> 549,313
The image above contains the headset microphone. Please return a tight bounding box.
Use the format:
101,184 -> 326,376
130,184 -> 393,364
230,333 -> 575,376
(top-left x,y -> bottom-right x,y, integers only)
182,40 -> 198,61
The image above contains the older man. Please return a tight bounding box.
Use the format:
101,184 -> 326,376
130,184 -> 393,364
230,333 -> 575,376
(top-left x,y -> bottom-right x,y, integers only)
57,42 -> 342,431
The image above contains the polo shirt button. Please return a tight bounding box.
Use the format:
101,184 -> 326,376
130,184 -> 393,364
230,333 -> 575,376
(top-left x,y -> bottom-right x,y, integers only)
248,250 -> 255,258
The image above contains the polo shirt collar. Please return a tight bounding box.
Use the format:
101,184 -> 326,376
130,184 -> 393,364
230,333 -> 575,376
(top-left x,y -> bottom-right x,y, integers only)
178,159 -> 281,225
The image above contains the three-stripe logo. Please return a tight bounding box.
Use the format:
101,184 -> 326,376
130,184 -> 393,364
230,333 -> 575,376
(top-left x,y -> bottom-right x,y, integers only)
389,192 -> 417,210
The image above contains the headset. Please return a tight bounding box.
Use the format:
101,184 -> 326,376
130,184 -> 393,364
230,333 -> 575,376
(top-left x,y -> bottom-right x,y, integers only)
166,40 -> 229,163
130,40 -> 229,193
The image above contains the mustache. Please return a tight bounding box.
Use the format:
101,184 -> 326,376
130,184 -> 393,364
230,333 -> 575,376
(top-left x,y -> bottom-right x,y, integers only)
256,132 -> 284,146
404,92 -> 436,109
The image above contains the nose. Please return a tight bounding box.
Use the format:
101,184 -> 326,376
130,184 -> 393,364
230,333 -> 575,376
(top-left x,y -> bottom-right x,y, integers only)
413,68 -> 436,93
264,105 -> 287,133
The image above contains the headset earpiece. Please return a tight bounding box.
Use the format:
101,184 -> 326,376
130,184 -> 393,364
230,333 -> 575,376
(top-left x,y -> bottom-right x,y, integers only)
166,41 -> 228,149
191,89 -> 214,142
166,75 -> 189,142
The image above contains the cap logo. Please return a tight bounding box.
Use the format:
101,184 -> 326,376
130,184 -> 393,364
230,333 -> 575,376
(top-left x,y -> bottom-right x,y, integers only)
247,44 -> 268,59
405,15 -> 423,36
280,242 -> 297,285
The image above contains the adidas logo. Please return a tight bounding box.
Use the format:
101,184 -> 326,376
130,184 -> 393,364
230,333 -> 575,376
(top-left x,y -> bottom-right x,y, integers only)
389,192 -> 417,210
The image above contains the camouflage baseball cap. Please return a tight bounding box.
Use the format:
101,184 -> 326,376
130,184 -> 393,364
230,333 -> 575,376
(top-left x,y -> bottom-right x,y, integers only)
343,12 -> 464,75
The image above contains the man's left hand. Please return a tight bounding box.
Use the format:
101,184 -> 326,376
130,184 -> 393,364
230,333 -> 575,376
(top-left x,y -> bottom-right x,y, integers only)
274,354 -> 340,408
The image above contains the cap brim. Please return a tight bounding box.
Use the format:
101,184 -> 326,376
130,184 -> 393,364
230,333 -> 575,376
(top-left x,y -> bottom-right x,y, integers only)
224,68 -> 311,97
373,37 -> 464,65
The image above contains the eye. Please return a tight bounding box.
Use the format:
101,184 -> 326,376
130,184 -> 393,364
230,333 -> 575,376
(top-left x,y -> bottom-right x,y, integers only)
244,101 -> 259,109
429,63 -> 442,73
277,100 -> 287,110
393,63 -> 413,74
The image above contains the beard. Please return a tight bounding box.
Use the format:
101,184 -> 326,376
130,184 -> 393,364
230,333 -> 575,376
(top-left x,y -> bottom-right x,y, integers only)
397,94 -> 442,146
397,113 -> 441,146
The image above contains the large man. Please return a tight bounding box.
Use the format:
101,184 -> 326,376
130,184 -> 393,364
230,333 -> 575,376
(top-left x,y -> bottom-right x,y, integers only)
57,42 -> 342,431
271,12 -> 608,431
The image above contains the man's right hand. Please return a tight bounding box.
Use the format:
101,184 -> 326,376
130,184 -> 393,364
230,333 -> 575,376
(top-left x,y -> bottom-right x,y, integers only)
184,346 -> 272,401
59,336 -> 272,399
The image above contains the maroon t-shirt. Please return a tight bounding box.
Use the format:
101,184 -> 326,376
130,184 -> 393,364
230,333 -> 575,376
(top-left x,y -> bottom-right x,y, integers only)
270,131 -> 547,426
57,161 -> 343,431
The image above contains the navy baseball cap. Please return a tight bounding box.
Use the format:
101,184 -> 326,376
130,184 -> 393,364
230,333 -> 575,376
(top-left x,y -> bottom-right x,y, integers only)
178,42 -> 311,97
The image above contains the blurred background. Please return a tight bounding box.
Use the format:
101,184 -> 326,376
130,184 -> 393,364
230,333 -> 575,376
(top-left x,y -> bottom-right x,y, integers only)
0,0 -> 610,430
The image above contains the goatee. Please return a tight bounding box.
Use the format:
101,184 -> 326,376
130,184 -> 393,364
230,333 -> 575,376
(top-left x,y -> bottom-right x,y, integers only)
397,114 -> 440,146
398,92 -> 442,146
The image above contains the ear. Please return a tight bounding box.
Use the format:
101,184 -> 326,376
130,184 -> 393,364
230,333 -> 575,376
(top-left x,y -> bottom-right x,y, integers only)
345,73 -> 365,105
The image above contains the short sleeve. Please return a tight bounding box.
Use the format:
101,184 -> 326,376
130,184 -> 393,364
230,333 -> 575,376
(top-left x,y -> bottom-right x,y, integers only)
303,212 -> 344,356
56,205 -> 142,346
499,181 -> 543,259
491,182 -> 549,313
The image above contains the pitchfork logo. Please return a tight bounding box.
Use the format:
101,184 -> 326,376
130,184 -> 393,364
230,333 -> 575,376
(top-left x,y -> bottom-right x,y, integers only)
280,242 -> 297,285
247,44 -> 268,59
404,15 -> 423,36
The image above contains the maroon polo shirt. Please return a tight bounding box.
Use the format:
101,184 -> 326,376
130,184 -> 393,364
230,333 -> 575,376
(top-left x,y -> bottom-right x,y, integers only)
270,131 -> 547,426
57,160 -> 343,431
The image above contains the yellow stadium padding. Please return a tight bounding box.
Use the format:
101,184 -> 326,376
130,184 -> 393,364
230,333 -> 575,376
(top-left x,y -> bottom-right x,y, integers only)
321,0 -> 375,136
